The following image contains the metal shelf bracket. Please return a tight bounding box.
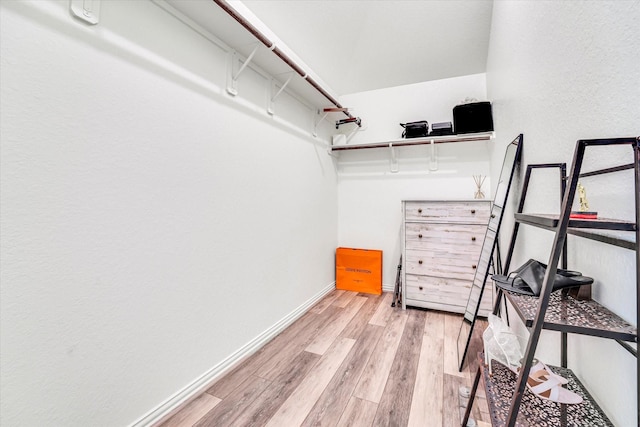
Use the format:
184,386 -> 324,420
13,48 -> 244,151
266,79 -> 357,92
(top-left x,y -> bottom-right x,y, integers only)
313,111 -> 329,137
267,72 -> 295,115
227,44 -> 260,96
428,139 -> 438,171
389,143 -> 399,173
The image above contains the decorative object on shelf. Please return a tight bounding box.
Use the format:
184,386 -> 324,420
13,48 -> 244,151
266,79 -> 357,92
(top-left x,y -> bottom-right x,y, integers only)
473,175 -> 486,199
570,182 -> 598,219
578,183 -> 589,211
399,120 -> 428,138
456,134 -> 523,372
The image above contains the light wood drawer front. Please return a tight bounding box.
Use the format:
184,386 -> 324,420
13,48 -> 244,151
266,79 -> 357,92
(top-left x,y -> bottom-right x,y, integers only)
405,201 -> 490,224
405,223 -> 486,251
405,249 -> 479,281
405,274 -> 471,308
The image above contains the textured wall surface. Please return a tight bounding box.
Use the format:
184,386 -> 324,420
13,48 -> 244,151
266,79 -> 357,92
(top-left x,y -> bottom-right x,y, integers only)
486,1 -> 640,425
0,1 -> 337,425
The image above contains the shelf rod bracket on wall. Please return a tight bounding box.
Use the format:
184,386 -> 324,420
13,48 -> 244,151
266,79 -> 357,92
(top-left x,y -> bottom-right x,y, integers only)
428,139 -> 438,171
227,44 -> 260,96
70,0 -> 101,25
267,72 -> 295,115
389,143 -> 399,173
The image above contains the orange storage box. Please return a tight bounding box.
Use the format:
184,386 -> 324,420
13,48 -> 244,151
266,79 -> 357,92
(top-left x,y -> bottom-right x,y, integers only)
336,247 -> 383,295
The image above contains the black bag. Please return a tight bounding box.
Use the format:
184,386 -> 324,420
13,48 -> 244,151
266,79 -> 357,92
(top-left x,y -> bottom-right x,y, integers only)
430,121 -> 453,136
453,102 -> 493,134
400,120 -> 428,138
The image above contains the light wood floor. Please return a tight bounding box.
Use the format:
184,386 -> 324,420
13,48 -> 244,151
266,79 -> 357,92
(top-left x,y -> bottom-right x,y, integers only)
159,290 -> 490,427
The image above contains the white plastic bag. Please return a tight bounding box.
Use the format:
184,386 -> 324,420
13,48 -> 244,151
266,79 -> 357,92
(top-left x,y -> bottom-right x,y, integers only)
483,314 -> 524,374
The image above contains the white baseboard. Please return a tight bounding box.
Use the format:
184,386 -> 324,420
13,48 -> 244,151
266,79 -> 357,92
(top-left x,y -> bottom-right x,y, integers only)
129,282 -> 336,427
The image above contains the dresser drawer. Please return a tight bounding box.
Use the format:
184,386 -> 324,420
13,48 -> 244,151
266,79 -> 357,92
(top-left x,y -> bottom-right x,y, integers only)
405,274 -> 471,309
404,201 -> 490,224
405,249 -> 479,281
405,223 -> 486,251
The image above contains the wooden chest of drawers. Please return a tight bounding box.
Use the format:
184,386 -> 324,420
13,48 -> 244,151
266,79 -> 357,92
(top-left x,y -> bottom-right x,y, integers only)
402,200 -> 491,313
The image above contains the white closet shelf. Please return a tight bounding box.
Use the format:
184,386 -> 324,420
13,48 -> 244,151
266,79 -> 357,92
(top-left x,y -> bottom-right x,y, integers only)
330,131 -> 494,151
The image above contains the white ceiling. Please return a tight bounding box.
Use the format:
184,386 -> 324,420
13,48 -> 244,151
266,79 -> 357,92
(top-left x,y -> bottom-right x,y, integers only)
240,0 -> 494,96
164,0 -> 493,106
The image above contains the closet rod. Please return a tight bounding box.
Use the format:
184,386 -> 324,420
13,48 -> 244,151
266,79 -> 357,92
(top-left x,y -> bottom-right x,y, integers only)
212,0 -> 352,119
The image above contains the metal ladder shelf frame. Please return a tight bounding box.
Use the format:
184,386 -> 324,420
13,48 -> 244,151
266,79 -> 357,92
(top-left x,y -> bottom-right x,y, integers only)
463,136 -> 639,427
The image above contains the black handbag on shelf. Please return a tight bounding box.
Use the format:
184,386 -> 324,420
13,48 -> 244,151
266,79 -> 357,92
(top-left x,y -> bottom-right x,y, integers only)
400,120 -> 428,138
453,102 -> 494,134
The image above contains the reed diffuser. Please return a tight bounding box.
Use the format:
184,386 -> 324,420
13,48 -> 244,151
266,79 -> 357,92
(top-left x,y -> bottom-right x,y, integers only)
473,175 -> 486,199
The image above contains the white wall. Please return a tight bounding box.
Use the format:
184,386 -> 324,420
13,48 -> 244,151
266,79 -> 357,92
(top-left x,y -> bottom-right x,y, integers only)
0,1 -> 337,426
337,75 -> 491,287
487,1 -> 640,425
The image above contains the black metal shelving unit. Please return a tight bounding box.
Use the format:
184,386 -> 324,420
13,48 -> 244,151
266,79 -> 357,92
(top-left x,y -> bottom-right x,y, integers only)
462,136 -> 639,427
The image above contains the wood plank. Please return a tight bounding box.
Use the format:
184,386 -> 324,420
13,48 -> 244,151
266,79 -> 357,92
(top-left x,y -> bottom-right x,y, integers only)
305,296 -> 367,355
466,318 -> 488,376
168,291 -> 490,427
466,318 -> 489,424
227,350 -> 320,426
372,309 -> 426,427
195,375 -> 270,427
443,373 -> 463,427
206,305 -> 338,398
301,324 -> 384,426
335,396 -> 378,427
256,305 -> 341,381
159,393 -> 221,427
352,308 -> 408,403
443,313 -> 467,378
311,289 -> 344,314
368,292 -> 394,326
265,337 -> 356,427
339,293 -> 384,339
332,289 -> 357,308
408,310 -> 444,427
443,373 -> 482,427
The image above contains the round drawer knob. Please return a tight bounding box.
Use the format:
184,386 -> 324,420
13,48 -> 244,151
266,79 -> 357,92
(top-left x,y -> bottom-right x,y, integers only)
471,237 -> 476,241
418,260 -> 423,265
471,209 -> 476,214
418,208 -> 422,214
472,264 -> 477,269
419,286 -> 424,291
491,214 -> 496,218
418,234 -> 423,239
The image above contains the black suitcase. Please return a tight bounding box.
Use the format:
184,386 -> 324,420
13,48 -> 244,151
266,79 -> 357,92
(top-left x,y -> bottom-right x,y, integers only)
453,102 -> 494,134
